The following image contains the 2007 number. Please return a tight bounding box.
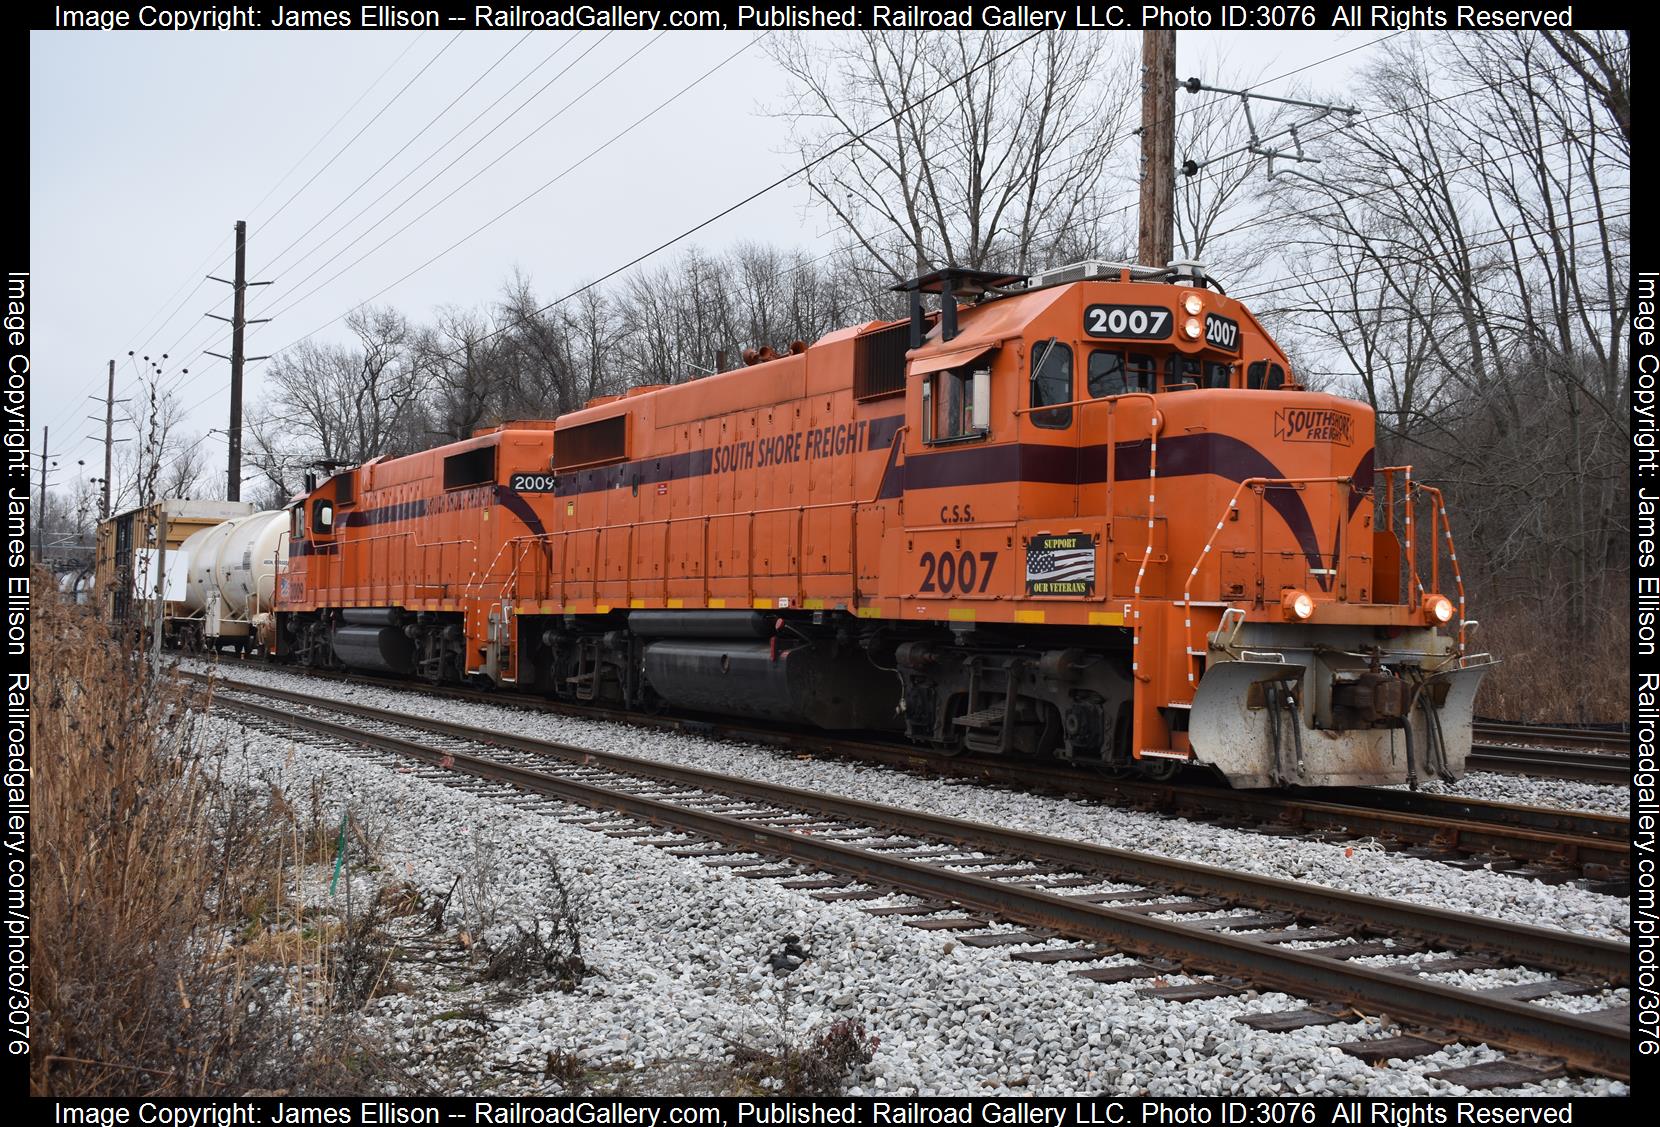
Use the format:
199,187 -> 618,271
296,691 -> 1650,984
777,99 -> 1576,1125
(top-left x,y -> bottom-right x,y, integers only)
1084,304 -> 1172,340
1204,313 -> 1241,352
919,550 -> 998,594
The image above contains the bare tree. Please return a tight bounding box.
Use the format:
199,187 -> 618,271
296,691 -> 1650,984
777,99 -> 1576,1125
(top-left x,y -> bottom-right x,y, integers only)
417,305 -> 501,442
258,305 -> 428,473
769,31 -> 1138,284
109,384 -> 210,509
1261,32 -> 1629,642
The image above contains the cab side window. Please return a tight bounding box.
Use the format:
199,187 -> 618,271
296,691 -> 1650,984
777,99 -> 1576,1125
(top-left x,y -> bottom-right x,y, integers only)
1029,341 -> 1073,428
923,365 -> 988,443
311,499 -> 334,535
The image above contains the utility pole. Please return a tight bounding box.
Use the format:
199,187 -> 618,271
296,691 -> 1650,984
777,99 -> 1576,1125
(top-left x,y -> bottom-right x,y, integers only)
35,425 -> 49,561
207,220 -> 271,502
1137,30 -> 1177,269
152,505 -> 167,672
89,359 -> 130,520
102,361 -> 114,517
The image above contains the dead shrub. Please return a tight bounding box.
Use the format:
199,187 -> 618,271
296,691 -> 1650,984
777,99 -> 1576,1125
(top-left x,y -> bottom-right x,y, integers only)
448,836 -> 585,991
729,1018 -> 879,1096
1471,602 -> 1627,724
28,584 -> 403,1094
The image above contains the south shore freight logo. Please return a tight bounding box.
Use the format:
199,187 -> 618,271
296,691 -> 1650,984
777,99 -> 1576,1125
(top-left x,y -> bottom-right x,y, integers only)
1273,407 -> 1354,446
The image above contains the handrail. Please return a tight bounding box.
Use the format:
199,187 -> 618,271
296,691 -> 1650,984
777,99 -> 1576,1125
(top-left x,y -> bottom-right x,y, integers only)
1179,474 -> 1354,689
1413,482 -> 1468,654
1380,465 -> 1421,609
1127,403 -> 1164,684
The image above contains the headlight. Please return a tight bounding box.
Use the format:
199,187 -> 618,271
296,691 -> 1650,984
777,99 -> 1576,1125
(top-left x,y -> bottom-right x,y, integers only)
1183,293 -> 1204,315
1424,595 -> 1455,624
1281,589 -> 1315,620
1183,317 -> 1203,339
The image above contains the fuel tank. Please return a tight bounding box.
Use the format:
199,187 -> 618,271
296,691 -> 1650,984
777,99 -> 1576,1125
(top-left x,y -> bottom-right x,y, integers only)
331,624 -> 415,676
641,640 -> 899,730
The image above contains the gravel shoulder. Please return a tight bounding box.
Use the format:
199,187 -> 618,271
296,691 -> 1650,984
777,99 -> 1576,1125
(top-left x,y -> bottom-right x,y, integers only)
196,709 -> 1627,1098
190,661 -> 1630,946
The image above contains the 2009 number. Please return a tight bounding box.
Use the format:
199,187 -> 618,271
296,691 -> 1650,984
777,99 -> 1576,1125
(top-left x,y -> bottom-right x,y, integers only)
1084,304 -> 1172,340
510,473 -> 559,492
919,550 -> 998,594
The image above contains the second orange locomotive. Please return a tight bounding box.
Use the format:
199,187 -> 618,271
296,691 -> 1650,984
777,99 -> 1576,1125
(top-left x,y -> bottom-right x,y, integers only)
277,262 -> 1489,788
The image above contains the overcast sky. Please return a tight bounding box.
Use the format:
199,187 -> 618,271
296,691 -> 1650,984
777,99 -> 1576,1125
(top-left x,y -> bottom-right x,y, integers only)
29,28 -> 1386,496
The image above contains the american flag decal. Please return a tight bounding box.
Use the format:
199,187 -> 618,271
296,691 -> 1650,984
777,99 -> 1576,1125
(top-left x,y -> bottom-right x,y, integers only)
1025,533 -> 1097,596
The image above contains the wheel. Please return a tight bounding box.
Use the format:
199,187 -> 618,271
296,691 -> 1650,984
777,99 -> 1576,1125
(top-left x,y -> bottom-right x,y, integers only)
1135,758 -> 1182,782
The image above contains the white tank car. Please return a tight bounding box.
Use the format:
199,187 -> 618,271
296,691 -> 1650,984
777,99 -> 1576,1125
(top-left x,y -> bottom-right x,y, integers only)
178,510 -> 288,645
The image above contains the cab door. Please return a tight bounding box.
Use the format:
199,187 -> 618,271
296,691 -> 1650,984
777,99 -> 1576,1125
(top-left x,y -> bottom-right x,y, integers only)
306,493 -> 339,605
1018,337 -> 1112,609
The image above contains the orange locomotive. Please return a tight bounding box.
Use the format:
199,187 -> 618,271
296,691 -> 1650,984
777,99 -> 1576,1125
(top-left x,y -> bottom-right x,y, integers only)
277,262 -> 1491,788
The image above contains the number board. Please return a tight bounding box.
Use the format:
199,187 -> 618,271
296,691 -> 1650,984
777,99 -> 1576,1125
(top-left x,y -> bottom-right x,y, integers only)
509,472 -> 559,493
1084,304 -> 1172,340
1204,312 -> 1241,352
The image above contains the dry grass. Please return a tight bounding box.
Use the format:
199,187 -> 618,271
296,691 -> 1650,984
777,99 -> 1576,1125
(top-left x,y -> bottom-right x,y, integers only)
1470,602 -> 1628,724
29,582 -> 397,1095
728,1018 -> 879,1096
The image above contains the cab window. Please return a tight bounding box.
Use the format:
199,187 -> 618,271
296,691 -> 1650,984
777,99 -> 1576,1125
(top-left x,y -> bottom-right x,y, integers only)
1087,350 -> 1157,397
1267,363 -> 1287,390
922,364 -> 988,443
311,499 -> 334,535
1164,356 -> 1201,391
1159,358 -> 1232,391
1029,340 -> 1073,428
290,508 -> 304,541
1247,361 -> 1266,389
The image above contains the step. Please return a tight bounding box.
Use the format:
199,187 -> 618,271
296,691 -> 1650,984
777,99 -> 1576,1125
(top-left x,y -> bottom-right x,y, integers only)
953,706 -> 1007,729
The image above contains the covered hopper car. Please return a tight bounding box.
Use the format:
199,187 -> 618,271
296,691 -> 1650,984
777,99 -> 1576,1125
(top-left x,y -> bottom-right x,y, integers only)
270,261 -> 1490,789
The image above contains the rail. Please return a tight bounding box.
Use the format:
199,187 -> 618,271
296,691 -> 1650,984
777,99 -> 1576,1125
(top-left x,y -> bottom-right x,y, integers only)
203,680 -> 1631,1079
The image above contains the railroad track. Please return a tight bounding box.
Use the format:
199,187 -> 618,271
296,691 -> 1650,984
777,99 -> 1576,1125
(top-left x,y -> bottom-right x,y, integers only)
1468,744 -> 1630,785
198,677 -> 1630,1084
182,663 -> 1630,893
1474,721 -> 1630,755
